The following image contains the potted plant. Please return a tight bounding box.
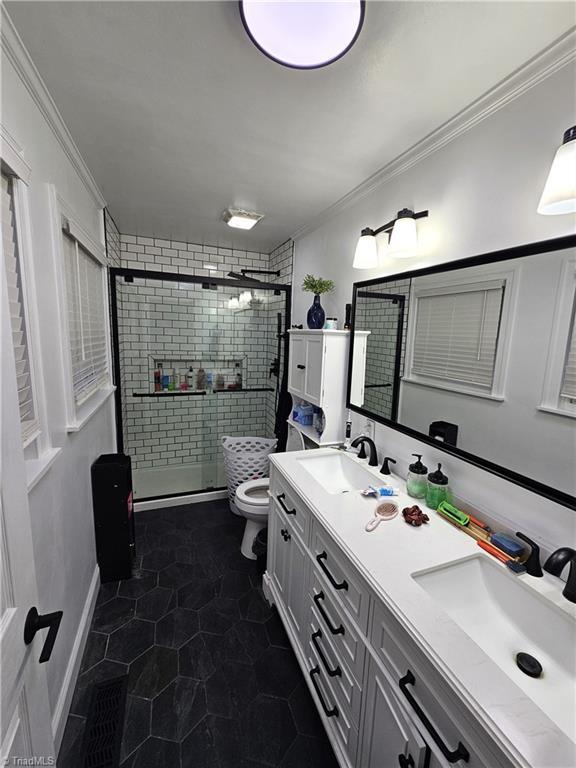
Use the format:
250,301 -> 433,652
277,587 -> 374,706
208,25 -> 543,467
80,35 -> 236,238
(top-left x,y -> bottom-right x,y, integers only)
302,274 -> 335,329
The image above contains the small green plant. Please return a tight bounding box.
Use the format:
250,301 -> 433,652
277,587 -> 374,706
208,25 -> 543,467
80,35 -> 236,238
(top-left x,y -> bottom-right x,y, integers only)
302,274 -> 335,295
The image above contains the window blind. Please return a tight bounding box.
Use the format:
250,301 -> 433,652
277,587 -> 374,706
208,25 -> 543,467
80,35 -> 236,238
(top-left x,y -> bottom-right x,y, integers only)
1,171 -> 39,443
411,281 -> 505,390
560,298 -> 576,401
62,230 -> 109,406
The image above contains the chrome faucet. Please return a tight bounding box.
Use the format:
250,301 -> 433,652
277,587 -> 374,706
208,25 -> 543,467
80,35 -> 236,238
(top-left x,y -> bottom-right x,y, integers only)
350,435 -> 378,467
543,547 -> 576,604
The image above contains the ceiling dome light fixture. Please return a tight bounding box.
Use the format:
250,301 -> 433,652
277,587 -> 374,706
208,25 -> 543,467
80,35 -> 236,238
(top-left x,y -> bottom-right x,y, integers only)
239,0 -> 365,70
222,208 -> 264,230
353,208 -> 429,269
538,126 -> 576,215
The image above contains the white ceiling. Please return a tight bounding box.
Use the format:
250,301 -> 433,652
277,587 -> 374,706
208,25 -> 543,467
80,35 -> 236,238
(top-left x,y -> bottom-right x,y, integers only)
6,1 -> 575,251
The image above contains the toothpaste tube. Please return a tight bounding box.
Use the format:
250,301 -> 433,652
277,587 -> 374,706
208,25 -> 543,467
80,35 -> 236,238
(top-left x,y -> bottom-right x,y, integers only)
361,485 -> 399,498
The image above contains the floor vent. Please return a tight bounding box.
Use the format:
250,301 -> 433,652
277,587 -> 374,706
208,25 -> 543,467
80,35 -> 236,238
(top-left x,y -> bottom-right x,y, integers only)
81,675 -> 128,768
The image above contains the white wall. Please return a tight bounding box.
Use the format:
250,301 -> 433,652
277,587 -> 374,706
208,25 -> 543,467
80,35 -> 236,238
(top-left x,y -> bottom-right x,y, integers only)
293,61 -> 576,552
2,18 -> 115,746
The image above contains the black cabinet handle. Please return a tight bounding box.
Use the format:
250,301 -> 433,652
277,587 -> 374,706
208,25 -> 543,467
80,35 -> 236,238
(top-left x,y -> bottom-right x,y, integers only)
399,671 -> 470,763
398,755 -> 414,768
316,551 -> 348,591
297,364 -> 306,370
309,667 -> 338,718
313,592 -> 344,636
280,528 -> 291,542
24,607 -> 63,664
311,630 -> 341,677
277,493 -> 296,516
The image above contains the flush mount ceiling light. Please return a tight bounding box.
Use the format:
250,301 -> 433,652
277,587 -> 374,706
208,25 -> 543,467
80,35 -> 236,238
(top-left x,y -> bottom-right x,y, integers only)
239,0 -> 365,69
353,209 -> 429,269
222,208 -> 264,230
538,126 -> 576,215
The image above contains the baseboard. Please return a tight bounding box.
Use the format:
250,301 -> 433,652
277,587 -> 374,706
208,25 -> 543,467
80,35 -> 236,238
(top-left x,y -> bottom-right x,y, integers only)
51,564 -> 100,752
134,489 -> 227,512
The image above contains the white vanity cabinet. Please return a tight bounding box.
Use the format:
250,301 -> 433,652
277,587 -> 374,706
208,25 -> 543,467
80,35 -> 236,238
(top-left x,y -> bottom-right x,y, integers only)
265,463 -> 516,768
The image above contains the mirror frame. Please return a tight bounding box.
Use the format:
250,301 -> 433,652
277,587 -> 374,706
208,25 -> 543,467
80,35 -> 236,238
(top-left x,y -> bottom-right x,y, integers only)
346,234 -> 576,511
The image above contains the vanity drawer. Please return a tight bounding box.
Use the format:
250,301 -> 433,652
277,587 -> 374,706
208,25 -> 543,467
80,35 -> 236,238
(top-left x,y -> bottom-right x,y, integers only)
308,609 -> 363,723
270,472 -> 310,543
310,522 -> 370,633
370,601 -> 509,768
306,642 -> 359,767
309,570 -> 366,686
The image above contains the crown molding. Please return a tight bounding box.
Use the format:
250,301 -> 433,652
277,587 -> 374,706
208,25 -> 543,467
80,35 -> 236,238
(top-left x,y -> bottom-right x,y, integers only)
292,27 -> 576,241
1,7 -> 106,209
1,122 -> 32,184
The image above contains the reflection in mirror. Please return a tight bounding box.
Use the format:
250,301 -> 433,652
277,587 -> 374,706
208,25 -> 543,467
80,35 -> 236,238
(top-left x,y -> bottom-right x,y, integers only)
348,243 -> 576,499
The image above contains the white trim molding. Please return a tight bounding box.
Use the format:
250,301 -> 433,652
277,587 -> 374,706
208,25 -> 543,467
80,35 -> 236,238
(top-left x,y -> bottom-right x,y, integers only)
0,123 -> 31,184
292,27 -> 576,241
51,565 -> 100,752
1,7 -> 106,209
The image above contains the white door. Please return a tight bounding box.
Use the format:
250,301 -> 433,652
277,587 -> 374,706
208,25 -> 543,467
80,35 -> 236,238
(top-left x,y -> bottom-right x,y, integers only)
303,336 -> 324,405
268,504 -> 290,604
1,257 -> 55,764
360,658 -> 429,768
288,334 -> 306,397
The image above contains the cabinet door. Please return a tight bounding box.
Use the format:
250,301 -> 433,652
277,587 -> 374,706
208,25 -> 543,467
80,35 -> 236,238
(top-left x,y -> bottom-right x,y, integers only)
288,335 -> 306,397
360,658 -> 428,768
286,531 -> 310,647
268,507 -> 290,605
303,336 -> 324,404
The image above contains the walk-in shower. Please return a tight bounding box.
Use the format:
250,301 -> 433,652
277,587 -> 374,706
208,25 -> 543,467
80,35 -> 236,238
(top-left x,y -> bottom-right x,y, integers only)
110,268 -> 291,501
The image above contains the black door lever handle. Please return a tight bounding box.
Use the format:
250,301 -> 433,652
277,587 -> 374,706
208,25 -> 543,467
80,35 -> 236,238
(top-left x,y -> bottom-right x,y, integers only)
24,607 -> 63,663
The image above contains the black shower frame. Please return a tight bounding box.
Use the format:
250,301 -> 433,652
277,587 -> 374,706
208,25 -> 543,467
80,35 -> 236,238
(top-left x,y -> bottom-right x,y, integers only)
109,267 -> 292,456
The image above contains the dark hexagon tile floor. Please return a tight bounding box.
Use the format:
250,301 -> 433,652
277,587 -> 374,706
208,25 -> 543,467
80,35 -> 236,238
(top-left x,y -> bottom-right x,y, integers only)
57,499 -> 339,768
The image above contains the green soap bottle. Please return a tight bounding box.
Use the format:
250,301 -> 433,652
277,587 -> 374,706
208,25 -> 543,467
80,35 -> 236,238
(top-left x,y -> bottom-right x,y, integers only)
425,463 -> 450,510
406,454 -> 428,499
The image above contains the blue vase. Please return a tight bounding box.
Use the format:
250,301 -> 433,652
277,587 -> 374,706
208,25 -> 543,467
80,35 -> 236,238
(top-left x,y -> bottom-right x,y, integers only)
307,294 -> 325,329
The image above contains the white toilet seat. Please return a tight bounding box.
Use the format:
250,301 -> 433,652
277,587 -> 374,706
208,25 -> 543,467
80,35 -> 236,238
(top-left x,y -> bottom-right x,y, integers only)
235,479 -> 270,514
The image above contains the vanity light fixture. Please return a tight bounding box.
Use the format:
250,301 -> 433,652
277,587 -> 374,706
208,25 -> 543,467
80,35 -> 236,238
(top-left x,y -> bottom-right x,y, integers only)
222,208 -> 264,230
239,0 -> 365,70
538,126 -> 576,215
353,209 -> 429,269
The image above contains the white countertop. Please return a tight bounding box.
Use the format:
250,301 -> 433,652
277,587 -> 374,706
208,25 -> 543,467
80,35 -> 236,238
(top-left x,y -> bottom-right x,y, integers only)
270,447 -> 576,768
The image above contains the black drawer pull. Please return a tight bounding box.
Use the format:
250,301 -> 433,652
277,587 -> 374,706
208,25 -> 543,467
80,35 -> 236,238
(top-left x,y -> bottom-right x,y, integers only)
311,630 -> 341,677
313,592 -> 344,636
309,666 -> 338,718
399,670 -> 470,763
297,364 -> 306,370
280,528 -> 291,542
277,493 -> 296,516
316,551 -> 348,591
398,755 -> 414,768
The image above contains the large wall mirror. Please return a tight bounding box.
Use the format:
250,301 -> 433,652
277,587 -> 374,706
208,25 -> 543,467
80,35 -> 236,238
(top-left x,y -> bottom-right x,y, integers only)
347,236 -> 576,509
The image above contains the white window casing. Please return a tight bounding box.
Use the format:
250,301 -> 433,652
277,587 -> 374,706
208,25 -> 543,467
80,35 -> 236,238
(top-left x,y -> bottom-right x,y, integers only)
61,227 -> 110,407
1,170 -> 40,445
539,254 -> 576,418
405,275 -> 510,399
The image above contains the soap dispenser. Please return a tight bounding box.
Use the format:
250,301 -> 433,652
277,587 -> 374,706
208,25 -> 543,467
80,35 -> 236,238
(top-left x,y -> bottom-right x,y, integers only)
425,463 -> 450,510
406,454 -> 428,499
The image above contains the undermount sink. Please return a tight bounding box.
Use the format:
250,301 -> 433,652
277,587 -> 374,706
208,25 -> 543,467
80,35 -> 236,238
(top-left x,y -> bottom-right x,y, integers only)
296,451 -> 376,494
413,555 -> 576,740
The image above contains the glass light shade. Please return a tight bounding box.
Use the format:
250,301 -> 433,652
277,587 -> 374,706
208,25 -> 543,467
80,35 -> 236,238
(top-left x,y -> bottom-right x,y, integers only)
240,1 -> 364,69
389,216 -> 418,258
228,297 -> 240,309
353,232 -> 378,269
538,131 -> 576,215
239,290 -> 253,306
376,231 -> 389,265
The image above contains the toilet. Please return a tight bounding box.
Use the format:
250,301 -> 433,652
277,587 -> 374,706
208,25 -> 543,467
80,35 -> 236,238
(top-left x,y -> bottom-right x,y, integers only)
235,478 -> 270,560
